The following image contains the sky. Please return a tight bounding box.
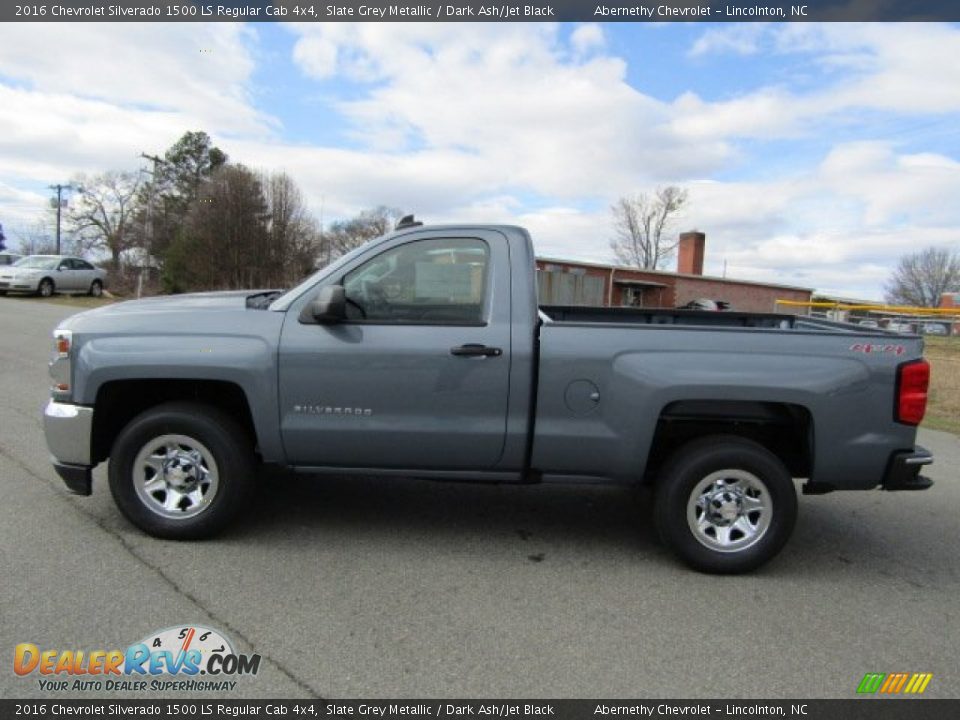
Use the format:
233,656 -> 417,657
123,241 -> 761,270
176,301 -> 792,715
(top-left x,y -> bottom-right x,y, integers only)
1,21 -> 959,300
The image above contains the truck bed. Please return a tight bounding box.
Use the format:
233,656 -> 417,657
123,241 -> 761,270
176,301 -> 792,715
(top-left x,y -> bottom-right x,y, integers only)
540,305 -> 902,335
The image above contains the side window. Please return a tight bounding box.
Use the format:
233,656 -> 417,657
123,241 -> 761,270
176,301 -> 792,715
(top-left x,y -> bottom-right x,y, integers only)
75,259 -> 94,270
342,238 -> 489,324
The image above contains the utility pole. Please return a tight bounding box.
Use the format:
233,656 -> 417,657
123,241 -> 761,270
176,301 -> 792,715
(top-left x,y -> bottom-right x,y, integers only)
48,183 -> 74,254
319,194 -> 327,266
139,153 -> 167,248
138,153 -> 167,298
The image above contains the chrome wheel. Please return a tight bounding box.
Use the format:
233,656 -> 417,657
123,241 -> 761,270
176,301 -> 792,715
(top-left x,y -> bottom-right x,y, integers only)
90,281 -> 102,297
132,434 -> 219,520
39,280 -> 53,297
687,469 -> 772,553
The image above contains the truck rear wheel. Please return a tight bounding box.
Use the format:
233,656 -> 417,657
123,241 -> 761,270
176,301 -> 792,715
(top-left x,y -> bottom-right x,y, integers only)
108,402 -> 255,539
654,436 -> 797,574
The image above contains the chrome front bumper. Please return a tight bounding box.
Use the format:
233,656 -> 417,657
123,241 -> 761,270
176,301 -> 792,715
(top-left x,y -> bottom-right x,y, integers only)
43,401 -> 94,495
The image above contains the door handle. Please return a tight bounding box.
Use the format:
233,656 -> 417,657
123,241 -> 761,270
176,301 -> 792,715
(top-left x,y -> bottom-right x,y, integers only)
450,344 -> 502,358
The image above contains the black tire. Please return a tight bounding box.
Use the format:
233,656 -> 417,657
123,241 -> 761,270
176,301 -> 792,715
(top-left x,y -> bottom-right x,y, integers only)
38,278 -> 54,297
654,436 -> 797,574
108,402 -> 255,539
89,280 -> 103,297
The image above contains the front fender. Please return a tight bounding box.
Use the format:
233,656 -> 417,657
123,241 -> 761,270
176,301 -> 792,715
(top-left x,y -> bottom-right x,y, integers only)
73,334 -> 284,463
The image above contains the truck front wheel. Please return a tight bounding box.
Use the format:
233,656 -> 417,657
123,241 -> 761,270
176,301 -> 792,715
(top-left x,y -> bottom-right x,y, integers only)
654,436 -> 797,574
108,402 -> 255,539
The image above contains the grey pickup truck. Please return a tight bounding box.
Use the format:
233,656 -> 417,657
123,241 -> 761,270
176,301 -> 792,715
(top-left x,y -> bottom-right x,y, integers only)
43,220 -> 934,572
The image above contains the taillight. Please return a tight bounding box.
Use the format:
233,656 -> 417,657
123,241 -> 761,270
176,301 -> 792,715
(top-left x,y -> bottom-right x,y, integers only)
896,359 -> 930,425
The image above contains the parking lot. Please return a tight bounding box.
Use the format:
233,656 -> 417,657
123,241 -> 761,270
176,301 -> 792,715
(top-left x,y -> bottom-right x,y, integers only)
1,296 -> 958,699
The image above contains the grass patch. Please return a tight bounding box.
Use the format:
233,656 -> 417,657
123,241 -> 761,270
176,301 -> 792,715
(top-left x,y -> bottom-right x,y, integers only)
923,336 -> 960,435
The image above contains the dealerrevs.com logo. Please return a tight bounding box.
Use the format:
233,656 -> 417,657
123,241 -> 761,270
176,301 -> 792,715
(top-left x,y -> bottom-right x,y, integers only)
14,625 -> 261,693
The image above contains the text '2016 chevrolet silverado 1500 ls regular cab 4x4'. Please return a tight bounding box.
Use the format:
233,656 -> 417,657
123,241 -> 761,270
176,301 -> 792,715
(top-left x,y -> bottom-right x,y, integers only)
43,219 -> 934,573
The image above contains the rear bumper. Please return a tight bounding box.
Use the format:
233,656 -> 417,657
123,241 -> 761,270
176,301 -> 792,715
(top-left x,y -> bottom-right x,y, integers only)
43,400 -> 94,495
882,446 -> 934,491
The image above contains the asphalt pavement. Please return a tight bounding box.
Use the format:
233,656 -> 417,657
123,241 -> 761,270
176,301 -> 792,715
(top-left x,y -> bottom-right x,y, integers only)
1,296 -> 958,699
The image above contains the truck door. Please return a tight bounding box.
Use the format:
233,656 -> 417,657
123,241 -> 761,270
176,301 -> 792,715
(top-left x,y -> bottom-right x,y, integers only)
278,231 -> 512,469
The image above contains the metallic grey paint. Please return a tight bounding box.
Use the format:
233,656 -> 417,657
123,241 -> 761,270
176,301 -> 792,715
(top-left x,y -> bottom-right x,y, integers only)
44,225 -> 929,494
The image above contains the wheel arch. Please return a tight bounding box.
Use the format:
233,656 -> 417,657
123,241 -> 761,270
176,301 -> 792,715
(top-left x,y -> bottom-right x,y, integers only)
644,400 -> 814,485
91,379 -> 259,465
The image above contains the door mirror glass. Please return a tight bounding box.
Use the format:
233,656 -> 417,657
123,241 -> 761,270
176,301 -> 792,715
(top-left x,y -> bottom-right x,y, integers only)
301,285 -> 346,324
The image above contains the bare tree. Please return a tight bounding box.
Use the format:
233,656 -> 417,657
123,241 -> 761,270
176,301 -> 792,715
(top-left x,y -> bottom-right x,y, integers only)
610,186 -> 688,270
66,171 -> 141,270
263,172 -> 320,286
884,246 -> 960,307
322,206 -> 403,263
13,218 -> 57,255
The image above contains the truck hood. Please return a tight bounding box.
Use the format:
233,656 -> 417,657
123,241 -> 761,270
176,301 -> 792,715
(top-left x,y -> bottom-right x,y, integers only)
59,290 -> 281,330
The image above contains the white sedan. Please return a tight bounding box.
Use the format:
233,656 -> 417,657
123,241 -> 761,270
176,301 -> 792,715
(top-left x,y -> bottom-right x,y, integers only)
0,255 -> 106,297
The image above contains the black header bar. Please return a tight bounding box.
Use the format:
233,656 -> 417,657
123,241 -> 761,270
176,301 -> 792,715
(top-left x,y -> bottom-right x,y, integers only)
4,1 -> 960,23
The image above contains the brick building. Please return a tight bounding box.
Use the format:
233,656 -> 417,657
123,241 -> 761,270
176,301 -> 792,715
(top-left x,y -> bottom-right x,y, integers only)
940,292 -> 960,334
536,231 -> 813,313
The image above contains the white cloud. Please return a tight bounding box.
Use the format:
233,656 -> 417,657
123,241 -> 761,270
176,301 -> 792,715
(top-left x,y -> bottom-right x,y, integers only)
819,142 -> 960,227
681,146 -> 960,299
689,24 -> 766,57
0,23 -> 270,135
0,85 -> 190,181
570,24 -> 606,56
0,181 -> 49,230
678,23 -> 960,143
287,23 -> 732,198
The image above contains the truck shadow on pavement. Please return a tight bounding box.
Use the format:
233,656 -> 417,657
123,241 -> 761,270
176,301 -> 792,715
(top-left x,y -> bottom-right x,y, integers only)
223,471 -> 947,581
241,469 -> 666,562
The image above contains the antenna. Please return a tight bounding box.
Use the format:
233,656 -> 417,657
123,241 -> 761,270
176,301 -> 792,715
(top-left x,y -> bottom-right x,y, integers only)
395,214 -> 423,230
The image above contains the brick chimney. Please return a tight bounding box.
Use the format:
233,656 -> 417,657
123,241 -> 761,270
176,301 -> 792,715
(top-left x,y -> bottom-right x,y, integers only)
677,231 -> 705,275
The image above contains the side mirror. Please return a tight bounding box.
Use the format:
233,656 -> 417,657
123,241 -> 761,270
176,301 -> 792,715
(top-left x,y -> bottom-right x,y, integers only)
300,285 -> 346,324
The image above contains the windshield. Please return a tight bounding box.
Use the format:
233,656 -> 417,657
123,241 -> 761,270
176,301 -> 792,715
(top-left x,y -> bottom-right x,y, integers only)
13,256 -> 58,270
